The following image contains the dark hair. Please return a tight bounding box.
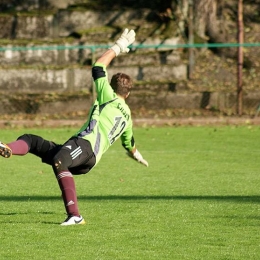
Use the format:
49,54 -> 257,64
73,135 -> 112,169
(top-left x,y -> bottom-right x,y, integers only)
110,73 -> 133,97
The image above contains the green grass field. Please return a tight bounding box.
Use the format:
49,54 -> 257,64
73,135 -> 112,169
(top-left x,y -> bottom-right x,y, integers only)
0,126 -> 259,260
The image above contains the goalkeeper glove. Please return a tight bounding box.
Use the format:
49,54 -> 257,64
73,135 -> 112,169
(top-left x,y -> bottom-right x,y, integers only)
110,28 -> 136,56
128,149 -> 148,167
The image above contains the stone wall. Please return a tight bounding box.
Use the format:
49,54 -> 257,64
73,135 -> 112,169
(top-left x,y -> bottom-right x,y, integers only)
0,3 -> 258,116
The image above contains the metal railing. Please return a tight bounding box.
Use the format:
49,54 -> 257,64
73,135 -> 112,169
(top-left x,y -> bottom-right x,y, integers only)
1,42 -> 260,52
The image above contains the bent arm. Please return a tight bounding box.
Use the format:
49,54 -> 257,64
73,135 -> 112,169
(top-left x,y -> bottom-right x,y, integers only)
121,130 -> 148,167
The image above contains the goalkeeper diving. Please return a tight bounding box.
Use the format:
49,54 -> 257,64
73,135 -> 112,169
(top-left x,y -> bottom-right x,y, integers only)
0,28 -> 148,226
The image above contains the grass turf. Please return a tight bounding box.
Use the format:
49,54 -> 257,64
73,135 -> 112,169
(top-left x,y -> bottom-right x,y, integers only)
0,126 -> 259,259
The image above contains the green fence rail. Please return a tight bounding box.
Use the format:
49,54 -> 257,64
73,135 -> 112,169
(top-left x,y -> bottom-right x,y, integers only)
0,42 -> 260,52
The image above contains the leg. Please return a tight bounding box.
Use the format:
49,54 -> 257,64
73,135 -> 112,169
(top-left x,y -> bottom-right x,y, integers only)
16,134 -> 60,161
1,134 -> 58,159
51,137 -> 94,225
7,139 -> 29,155
52,151 -> 80,217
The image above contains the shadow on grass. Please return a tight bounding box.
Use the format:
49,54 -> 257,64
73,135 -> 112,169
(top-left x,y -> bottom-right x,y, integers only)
0,211 -> 55,216
0,195 -> 259,203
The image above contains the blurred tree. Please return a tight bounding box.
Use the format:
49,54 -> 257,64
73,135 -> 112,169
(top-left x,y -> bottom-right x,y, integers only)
170,0 -> 235,58
193,0 -> 224,42
162,1 -> 226,42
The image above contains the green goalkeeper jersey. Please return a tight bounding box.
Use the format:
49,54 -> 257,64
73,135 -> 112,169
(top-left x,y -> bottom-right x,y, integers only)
74,62 -> 135,165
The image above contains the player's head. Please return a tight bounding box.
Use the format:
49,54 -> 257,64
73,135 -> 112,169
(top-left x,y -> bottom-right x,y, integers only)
110,73 -> 133,99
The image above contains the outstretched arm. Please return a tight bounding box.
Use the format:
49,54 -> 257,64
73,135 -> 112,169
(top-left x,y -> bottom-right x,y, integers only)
95,49 -> 116,67
94,28 -> 136,67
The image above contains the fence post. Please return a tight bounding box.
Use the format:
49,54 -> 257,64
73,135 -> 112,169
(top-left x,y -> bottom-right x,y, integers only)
188,0 -> 194,79
237,0 -> 244,115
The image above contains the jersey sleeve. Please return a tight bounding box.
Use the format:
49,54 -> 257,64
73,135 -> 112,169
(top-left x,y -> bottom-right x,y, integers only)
120,118 -> 135,151
92,62 -> 115,104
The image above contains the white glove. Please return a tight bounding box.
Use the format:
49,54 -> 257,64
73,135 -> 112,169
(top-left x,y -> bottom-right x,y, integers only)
128,149 -> 148,167
110,28 -> 136,56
